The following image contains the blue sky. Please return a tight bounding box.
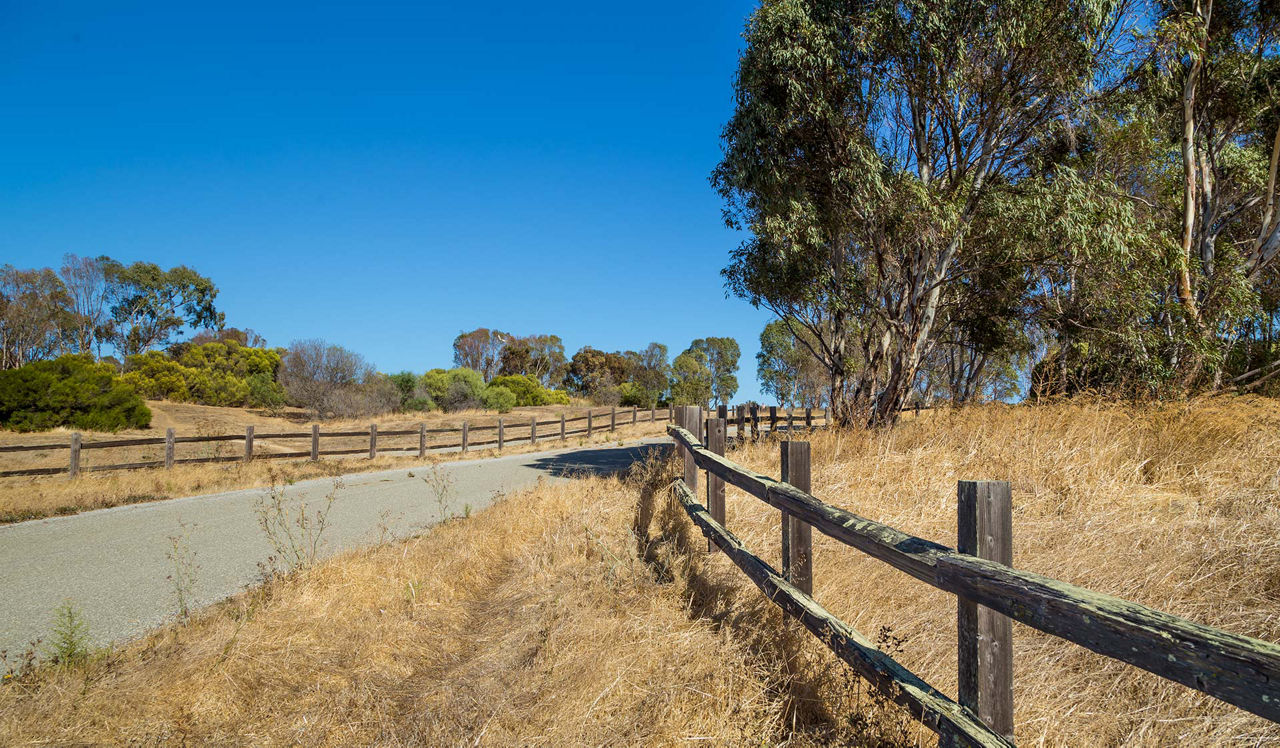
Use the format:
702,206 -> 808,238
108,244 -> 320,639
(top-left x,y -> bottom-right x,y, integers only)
0,1 -> 775,401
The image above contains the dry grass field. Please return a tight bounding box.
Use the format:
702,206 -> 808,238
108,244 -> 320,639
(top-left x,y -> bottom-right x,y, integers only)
2,397 -> 1277,745
0,400 -> 669,523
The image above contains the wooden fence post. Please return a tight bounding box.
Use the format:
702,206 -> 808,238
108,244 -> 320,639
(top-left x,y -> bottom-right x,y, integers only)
769,406 -> 777,433
717,403 -> 728,421
368,423 -> 377,459
165,428 -> 175,469
750,405 -> 759,441
780,440 -> 813,596
462,421 -> 469,453
632,406 -> 637,425
498,418 -> 504,451
736,405 -> 746,444
530,416 -> 537,445
650,406 -> 656,423
668,404 -> 674,422
610,406 -> 617,432
69,432 -> 81,478
787,410 -> 795,434
956,480 -> 1014,740
587,411 -> 593,437
805,407 -> 813,431
560,413 -> 566,440
677,406 -> 702,498
311,424 -> 320,461
245,426 -> 254,463
707,417 -> 727,550
418,423 -> 427,458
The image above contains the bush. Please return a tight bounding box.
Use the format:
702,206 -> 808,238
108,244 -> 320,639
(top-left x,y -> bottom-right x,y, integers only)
403,396 -> 435,412
618,381 -> 648,407
0,355 -> 151,432
433,368 -> 486,412
121,341 -> 286,408
488,374 -> 574,407
480,385 -> 517,413
246,372 -> 287,412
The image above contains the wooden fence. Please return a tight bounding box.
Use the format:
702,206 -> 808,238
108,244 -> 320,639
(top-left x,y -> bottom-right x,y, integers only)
0,404 -> 831,479
664,405 -> 1280,747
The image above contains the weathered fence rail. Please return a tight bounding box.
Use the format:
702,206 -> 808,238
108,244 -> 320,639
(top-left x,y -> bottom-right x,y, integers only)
0,404 -> 831,479
664,406 -> 1280,746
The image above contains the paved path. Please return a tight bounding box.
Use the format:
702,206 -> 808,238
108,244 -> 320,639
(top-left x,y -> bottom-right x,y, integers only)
0,438 -> 669,658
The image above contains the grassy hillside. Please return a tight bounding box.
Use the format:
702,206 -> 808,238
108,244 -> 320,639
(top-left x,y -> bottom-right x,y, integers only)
3,398 -> 1277,745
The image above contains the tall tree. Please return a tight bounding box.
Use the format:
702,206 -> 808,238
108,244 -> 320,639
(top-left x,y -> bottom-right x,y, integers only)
671,348 -> 713,407
684,337 -> 740,406
0,266 -> 72,369
498,333 -> 567,388
452,328 -> 509,382
630,342 -> 671,407
758,319 -> 827,407
103,261 -> 223,357
715,0 -> 1133,425
58,254 -> 111,357
566,346 -> 634,402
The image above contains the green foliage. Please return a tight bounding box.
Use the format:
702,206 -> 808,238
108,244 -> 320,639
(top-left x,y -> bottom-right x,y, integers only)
671,348 -> 713,406
247,372 -> 286,413
480,384 -> 517,413
422,367 -> 487,412
121,339 -> 286,408
43,601 -> 92,668
488,374 -> 568,406
686,337 -> 739,405
498,334 -> 568,388
103,260 -> 224,356
758,319 -> 825,406
0,354 -> 151,432
403,396 -> 436,412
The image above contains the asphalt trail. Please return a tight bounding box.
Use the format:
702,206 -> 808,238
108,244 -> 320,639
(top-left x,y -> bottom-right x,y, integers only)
0,438 -> 669,657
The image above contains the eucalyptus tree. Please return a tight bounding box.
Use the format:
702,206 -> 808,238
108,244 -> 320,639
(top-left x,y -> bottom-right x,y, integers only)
1138,0 -> 1280,386
103,261 -> 223,357
715,0 -> 1135,425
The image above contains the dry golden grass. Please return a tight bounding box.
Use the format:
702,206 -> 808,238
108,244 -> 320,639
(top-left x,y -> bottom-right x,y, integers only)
0,401 -> 667,523
2,397 -> 1276,746
0,463 -> 857,746
660,395 -> 1280,746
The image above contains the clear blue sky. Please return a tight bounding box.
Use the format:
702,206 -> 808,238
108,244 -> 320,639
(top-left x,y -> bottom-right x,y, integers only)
0,1 -> 775,401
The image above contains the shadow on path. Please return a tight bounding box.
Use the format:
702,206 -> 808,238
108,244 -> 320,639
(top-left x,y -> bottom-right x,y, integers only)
526,443 -> 671,479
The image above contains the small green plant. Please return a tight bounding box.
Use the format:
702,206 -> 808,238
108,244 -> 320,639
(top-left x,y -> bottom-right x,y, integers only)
463,503 -> 472,519
166,520 -> 200,621
43,602 -> 92,668
254,477 -> 343,574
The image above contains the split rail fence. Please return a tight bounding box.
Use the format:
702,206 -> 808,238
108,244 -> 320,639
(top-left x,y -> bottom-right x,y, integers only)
666,405 -> 1280,747
0,404 -> 830,479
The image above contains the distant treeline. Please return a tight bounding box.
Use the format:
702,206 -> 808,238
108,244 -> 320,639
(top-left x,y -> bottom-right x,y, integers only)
0,257 -> 753,431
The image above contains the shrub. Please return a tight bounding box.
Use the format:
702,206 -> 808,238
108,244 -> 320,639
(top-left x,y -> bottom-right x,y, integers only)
246,372 -> 287,412
489,374 -> 574,407
121,341 -> 286,409
480,385 -> 517,413
403,396 -> 435,412
436,368 -> 486,412
0,355 -> 151,432
618,381 -> 648,407
418,368 -> 451,404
